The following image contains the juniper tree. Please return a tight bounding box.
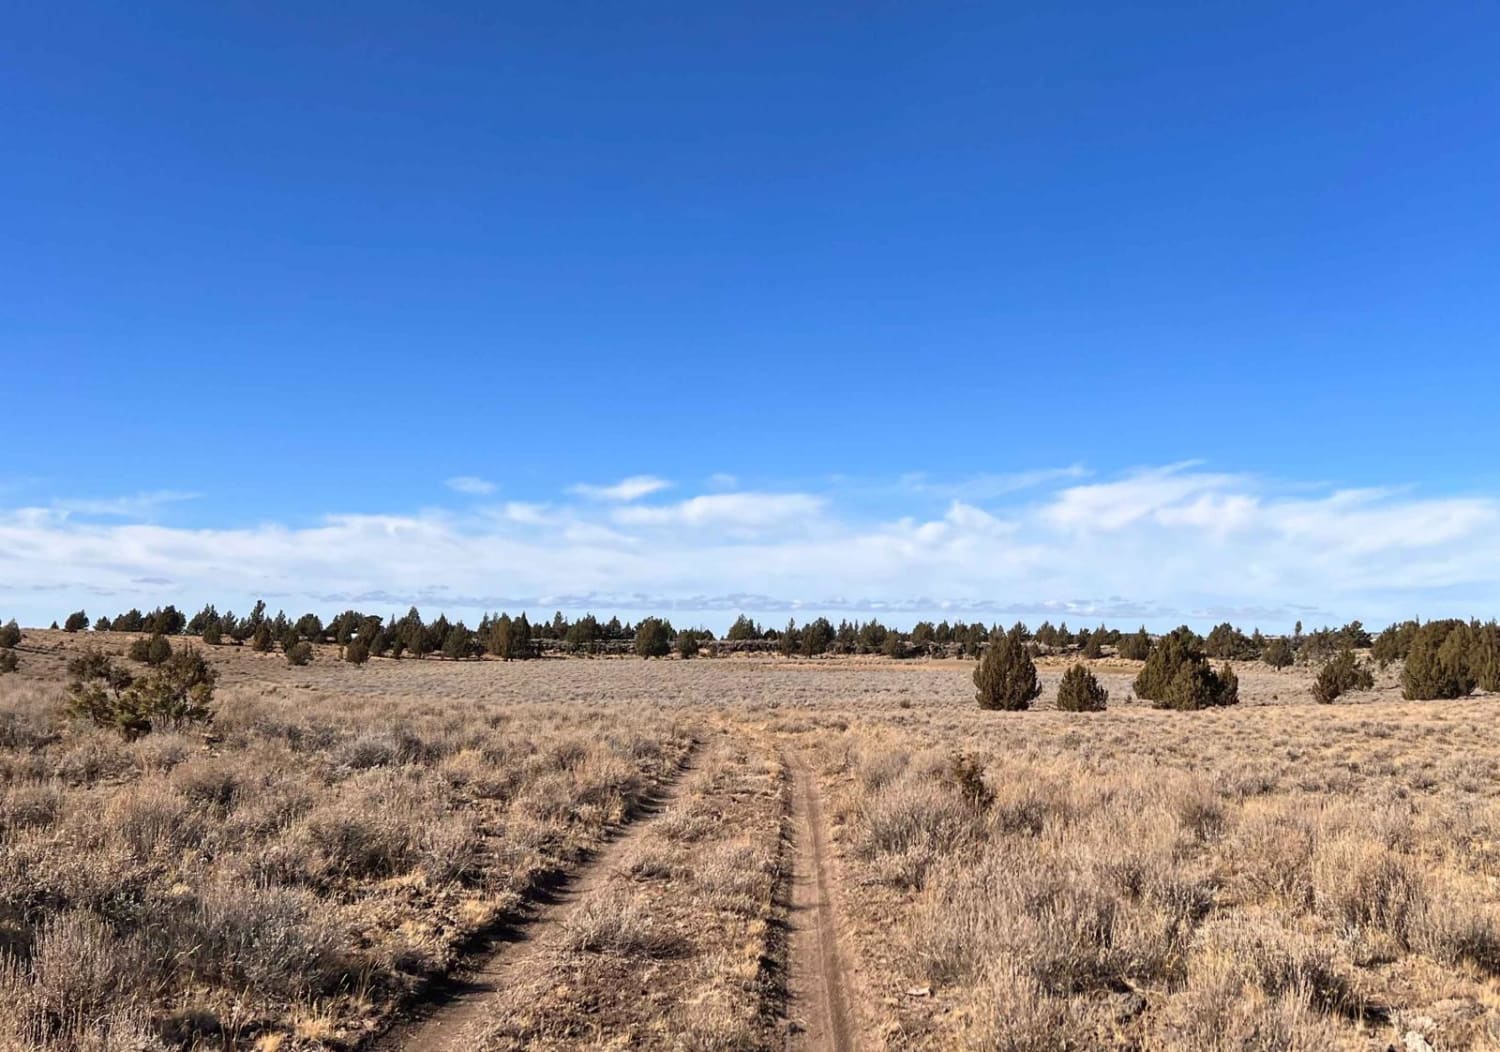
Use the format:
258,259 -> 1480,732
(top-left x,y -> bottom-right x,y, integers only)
677,630 -> 700,659
635,617 -> 672,659
1261,636 -> 1294,669
285,642 -> 314,667
63,610 -> 89,633
974,628 -> 1041,711
0,620 -> 20,649
1135,626 -> 1237,710
345,636 -> 371,665
1402,619 -> 1476,700
1119,627 -> 1152,661
1056,663 -> 1108,712
1312,648 -> 1375,704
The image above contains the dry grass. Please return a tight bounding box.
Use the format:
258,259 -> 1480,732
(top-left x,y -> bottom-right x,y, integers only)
475,732 -> 786,1051
6,632 -> 1500,1049
0,639 -> 695,1049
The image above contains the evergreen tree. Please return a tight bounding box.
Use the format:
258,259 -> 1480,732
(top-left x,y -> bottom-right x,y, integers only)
1261,636 -> 1294,669
285,642 -> 314,667
1056,663 -> 1108,712
973,628 -> 1042,711
63,610 -> 89,633
726,614 -> 761,641
1135,626 -> 1237,709
801,617 -> 835,657
676,630 -> 700,659
1402,619 -> 1476,700
1312,648 -> 1375,704
0,620 -> 20,649
1119,627 -> 1152,661
345,637 -> 371,665
442,622 -> 476,660
635,617 -> 672,659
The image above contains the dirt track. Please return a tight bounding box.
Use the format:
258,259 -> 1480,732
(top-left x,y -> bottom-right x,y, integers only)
785,754 -> 859,1052
377,750 -> 698,1052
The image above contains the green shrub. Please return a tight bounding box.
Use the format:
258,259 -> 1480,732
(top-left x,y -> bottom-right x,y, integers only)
1133,627 -> 1204,700
66,645 -> 216,737
251,624 -> 273,653
201,622 -> 222,646
63,610 -> 89,633
1312,648 -> 1375,704
0,620 -> 20,649
127,633 -> 173,666
634,617 -> 671,659
1056,663 -> 1108,712
345,637 -> 370,665
1471,622 -> 1500,692
1158,660 -> 1239,710
1261,636 -> 1294,669
676,631 -> 700,659
974,629 -> 1041,711
1118,627 -> 1152,661
0,649 -> 16,675
285,642 -> 314,667
1402,620 -> 1476,700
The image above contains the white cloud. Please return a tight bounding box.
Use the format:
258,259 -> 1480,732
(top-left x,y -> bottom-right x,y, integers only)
4,466 -> 1500,631
612,493 -> 824,530
568,475 -> 671,502
52,491 -> 199,518
445,476 -> 496,496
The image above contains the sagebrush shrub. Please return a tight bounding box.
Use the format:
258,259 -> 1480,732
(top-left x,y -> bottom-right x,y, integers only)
66,645 -> 216,737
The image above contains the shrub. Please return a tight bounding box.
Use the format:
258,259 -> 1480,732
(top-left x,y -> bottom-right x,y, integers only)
974,629 -> 1041,711
1118,627 -> 1152,661
1133,627 -> 1205,701
1472,621 -> 1500,692
0,650 -> 16,675
250,624 -> 273,653
634,617 -> 671,659
1159,660 -> 1239,711
285,642 -> 314,667
1261,636 -> 1294,669
0,620 -> 20,648
676,630 -> 700,659
1372,620 -> 1419,668
345,637 -> 370,665
1402,620 -> 1476,700
1312,648 -> 1375,704
1056,663 -> 1108,712
128,633 -> 174,666
201,621 -> 222,646
67,644 -> 216,737
63,610 -> 89,633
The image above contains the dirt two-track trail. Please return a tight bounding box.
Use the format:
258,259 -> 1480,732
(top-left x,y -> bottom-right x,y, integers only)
784,754 -> 860,1052
378,749 -> 698,1052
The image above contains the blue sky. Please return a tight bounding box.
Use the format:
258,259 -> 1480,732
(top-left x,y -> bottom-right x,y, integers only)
4,2 -> 1499,630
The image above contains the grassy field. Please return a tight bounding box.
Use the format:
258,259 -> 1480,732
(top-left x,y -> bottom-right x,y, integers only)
2,630 -> 1499,1050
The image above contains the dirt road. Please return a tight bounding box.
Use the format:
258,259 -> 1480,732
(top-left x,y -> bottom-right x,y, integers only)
785,754 -> 859,1052
377,752 -> 696,1052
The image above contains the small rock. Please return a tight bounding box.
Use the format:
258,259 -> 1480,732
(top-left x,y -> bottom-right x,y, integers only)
905,986 -> 931,998
1404,1032 -> 1435,1052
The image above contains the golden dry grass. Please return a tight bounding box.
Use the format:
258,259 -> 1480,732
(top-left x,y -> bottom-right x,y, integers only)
3,633 -> 1499,1049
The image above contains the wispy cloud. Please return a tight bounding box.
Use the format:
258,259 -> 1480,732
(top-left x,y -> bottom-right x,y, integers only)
52,491 -> 199,518
3,466 -> 1499,630
445,476 -> 497,496
569,475 -> 671,502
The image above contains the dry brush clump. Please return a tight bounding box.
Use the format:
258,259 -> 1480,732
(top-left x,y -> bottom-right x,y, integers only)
0,656 -> 695,1048
802,690 -> 1500,1049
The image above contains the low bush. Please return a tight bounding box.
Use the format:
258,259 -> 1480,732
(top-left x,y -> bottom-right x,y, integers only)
1312,649 -> 1374,704
1056,663 -> 1108,712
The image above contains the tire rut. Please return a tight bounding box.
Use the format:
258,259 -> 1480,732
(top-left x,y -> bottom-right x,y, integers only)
374,747 -> 698,1052
784,753 -> 859,1052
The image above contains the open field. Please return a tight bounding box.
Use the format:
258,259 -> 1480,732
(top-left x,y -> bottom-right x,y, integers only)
3,630 -> 1500,1049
